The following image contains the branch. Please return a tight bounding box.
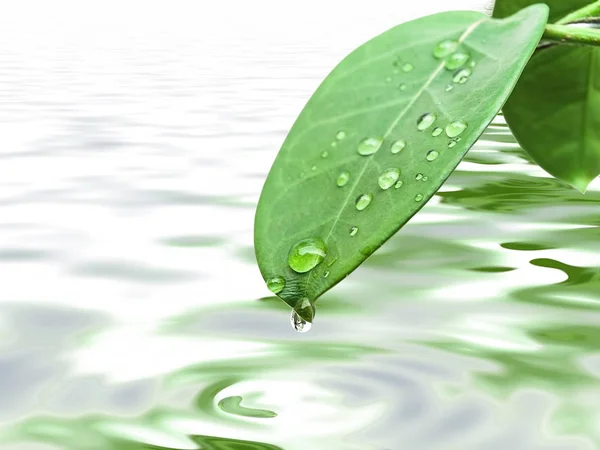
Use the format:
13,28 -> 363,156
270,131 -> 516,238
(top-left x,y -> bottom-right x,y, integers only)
556,1 -> 600,25
543,23 -> 600,47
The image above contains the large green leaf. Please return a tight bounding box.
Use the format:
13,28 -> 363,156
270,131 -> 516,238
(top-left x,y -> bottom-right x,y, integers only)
254,5 -> 549,321
494,0 -> 600,192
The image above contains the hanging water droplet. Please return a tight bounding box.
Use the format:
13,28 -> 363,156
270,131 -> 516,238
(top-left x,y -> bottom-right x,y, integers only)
378,168 -> 401,190
433,39 -> 459,59
321,151 -> 329,158
444,51 -> 470,70
266,276 -> 285,294
432,127 -> 443,137
350,226 -> 358,236
426,150 -> 440,161
336,131 -> 346,140
391,139 -> 406,154
336,171 -> 350,187
415,173 -> 423,181
402,62 -> 414,72
357,137 -> 383,156
453,68 -> 472,84
394,180 -> 404,189
445,84 -> 454,92
398,83 -> 407,91
355,194 -> 373,211
417,113 -> 436,131
445,120 -> 468,138
288,238 -> 327,273
448,140 -> 458,148
290,309 -> 312,333
415,193 -> 424,202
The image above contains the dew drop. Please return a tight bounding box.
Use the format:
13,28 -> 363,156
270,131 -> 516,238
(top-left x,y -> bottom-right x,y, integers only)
290,309 -> 312,333
415,173 -> 423,181
391,139 -> 406,154
446,120 -> 468,138
433,39 -> 459,59
453,68 -> 472,84
432,127 -> 443,137
415,193 -> 424,202
448,140 -> 458,148
426,150 -> 440,162
417,113 -> 437,131
321,151 -> 329,158
402,62 -> 414,72
378,168 -> 401,190
394,180 -> 404,189
357,137 -> 383,156
445,84 -> 454,92
288,238 -> 327,273
266,276 -> 285,294
336,171 -> 350,187
336,131 -> 346,140
350,226 -> 358,236
398,83 -> 407,91
355,193 -> 373,211
444,51 -> 470,70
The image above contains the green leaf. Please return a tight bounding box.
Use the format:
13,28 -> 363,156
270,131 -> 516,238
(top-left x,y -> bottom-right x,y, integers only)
254,5 -> 549,320
494,0 -> 600,192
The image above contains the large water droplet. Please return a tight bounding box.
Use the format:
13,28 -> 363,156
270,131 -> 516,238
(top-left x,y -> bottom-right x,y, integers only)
444,51 -> 470,70
336,171 -> 350,187
417,113 -> 436,131
357,137 -> 383,156
290,309 -> 312,333
336,131 -> 346,140
432,127 -> 443,137
426,150 -> 440,161
446,120 -> 468,138
378,168 -> 401,190
350,226 -> 358,236
266,276 -> 285,294
391,140 -> 406,154
288,238 -> 327,273
415,193 -> 424,202
355,194 -> 373,211
402,62 -> 414,72
433,40 -> 459,59
453,68 -> 472,84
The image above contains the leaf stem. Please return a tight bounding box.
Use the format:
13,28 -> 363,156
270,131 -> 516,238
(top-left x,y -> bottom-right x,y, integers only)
555,1 -> 600,25
543,23 -> 600,47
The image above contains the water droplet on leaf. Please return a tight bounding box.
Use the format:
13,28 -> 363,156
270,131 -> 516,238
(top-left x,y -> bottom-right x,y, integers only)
446,120 -> 468,138
385,76 -> 392,83
290,309 -> 311,333
432,127 -> 443,137
417,113 -> 436,131
402,62 -> 414,72
321,151 -> 329,158
336,171 -> 350,187
453,68 -> 472,84
415,173 -> 423,181
266,276 -> 285,294
323,271 -> 330,278
357,137 -> 383,156
398,83 -> 407,91
426,150 -> 439,161
394,180 -> 404,189
433,39 -> 459,59
288,238 -> 327,273
415,193 -> 424,202
378,168 -> 401,190
445,84 -> 454,92
355,194 -> 373,211
391,139 -> 406,154
336,131 -> 346,140
444,51 -> 470,70
448,140 -> 458,148
350,226 -> 358,236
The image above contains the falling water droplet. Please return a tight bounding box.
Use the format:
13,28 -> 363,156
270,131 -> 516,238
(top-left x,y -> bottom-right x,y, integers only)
402,62 -> 414,72
266,276 -> 285,294
378,168 -> 401,190
426,150 -> 440,161
415,194 -> 424,202
445,84 -> 454,92
355,194 -> 373,211
290,309 -> 312,333
350,226 -> 358,236
417,113 -> 437,131
357,137 -> 383,156
394,180 -> 404,189
415,173 -> 423,181
448,140 -> 458,148
444,51 -> 470,70
288,238 -> 327,273
398,83 -> 407,91
336,131 -> 346,140
446,120 -> 468,138
453,68 -> 472,84
391,139 -> 406,154
336,171 -> 350,187
432,127 -> 443,137
433,39 -> 459,59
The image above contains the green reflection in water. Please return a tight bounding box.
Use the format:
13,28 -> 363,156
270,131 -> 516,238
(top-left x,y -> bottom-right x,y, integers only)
218,396 -> 277,419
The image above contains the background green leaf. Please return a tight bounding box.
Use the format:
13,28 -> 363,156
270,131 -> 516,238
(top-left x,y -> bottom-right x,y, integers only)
254,6 -> 548,320
494,0 -> 600,192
